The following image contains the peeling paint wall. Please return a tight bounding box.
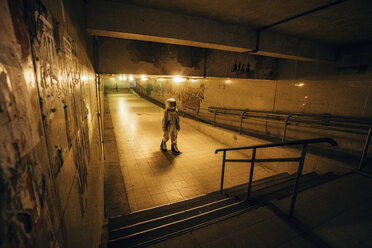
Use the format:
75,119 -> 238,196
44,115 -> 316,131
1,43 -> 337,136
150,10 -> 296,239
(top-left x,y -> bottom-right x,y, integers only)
98,38 -> 278,79
136,60 -> 372,154
0,0 -> 104,247
102,77 -> 136,89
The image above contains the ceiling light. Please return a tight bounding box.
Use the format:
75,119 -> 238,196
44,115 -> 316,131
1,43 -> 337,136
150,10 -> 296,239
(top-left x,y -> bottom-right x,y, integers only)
141,75 -> 148,81
173,76 -> 186,83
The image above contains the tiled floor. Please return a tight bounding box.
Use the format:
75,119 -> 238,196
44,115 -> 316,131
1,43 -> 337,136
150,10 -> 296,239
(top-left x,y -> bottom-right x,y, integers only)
107,91 -> 276,212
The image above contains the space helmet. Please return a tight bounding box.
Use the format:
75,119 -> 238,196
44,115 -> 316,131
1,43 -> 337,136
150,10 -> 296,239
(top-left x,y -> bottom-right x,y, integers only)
165,98 -> 177,110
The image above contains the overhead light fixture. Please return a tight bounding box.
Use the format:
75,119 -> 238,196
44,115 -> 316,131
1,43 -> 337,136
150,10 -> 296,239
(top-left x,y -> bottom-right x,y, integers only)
225,80 -> 231,83
173,76 -> 186,83
295,82 -> 304,87
141,75 -> 148,81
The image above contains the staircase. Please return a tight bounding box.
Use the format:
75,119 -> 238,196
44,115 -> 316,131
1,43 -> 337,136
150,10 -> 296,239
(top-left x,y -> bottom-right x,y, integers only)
107,172 -> 337,248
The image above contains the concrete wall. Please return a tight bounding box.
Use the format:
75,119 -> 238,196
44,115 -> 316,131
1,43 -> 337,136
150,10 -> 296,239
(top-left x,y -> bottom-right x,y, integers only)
0,0 -> 104,247
98,38 -> 278,79
103,77 -> 136,89
135,56 -> 372,157
181,117 -> 351,176
86,0 -> 337,62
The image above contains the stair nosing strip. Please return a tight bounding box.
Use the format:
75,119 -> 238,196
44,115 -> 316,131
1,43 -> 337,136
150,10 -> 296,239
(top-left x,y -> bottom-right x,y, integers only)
109,200 -> 245,243
110,197 -> 233,232
108,192 -> 222,220
127,204 -> 259,248
226,173 -> 299,194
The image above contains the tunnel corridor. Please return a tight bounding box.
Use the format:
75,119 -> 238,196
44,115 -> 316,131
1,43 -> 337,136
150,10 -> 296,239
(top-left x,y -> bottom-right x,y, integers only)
1,0 -> 372,247
103,89 -> 276,216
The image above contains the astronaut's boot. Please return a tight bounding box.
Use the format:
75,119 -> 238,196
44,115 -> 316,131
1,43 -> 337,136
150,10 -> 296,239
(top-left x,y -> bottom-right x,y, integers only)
171,143 -> 180,155
160,141 -> 167,151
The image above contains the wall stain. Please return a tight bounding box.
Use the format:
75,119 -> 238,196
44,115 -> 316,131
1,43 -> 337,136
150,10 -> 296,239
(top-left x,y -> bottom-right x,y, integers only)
176,46 -> 203,69
1,0 -> 97,246
127,40 -> 167,66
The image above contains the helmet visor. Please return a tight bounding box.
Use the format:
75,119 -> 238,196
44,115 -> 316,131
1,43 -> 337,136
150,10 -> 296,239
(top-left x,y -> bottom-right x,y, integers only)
169,102 -> 176,108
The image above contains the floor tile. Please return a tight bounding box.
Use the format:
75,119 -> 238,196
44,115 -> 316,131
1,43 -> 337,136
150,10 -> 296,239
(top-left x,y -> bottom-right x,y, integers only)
107,92 -> 275,212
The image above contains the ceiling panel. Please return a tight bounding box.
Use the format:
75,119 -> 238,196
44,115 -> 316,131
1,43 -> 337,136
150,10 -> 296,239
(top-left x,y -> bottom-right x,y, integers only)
105,0 -> 372,45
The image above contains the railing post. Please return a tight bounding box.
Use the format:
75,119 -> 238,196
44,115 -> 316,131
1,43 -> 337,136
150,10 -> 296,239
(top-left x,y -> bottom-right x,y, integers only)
213,109 -> 218,127
359,127 -> 372,171
220,151 -> 226,194
196,108 -> 199,121
247,148 -> 256,200
282,115 -> 291,142
239,111 -> 247,135
289,143 -> 307,217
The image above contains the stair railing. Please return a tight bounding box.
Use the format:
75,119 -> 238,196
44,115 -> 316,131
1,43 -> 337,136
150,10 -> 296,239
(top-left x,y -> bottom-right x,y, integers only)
359,127 -> 372,171
215,137 -> 338,216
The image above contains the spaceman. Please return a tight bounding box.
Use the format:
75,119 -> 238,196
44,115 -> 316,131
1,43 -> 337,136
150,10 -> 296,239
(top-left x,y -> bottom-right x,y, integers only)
161,98 -> 181,154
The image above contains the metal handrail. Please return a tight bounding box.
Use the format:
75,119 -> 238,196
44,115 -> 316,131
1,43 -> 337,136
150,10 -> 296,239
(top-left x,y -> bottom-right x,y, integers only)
215,137 -> 338,216
359,127 -> 372,171
182,105 -> 371,170
214,110 -> 370,129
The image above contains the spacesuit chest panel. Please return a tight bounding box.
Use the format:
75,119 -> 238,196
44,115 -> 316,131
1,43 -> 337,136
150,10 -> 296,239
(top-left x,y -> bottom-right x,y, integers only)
166,110 -> 178,124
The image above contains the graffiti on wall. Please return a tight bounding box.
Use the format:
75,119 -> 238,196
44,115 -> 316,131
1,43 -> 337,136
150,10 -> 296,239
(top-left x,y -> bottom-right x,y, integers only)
0,0 -> 58,246
137,79 -> 206,111
0,64 -> 17,126
180,84 -> 205,109
0,150 -> 54,248
31,4 -> 90,214
230,55 -> 277,79
1,0 -> 97,246
32,8 -> 66,177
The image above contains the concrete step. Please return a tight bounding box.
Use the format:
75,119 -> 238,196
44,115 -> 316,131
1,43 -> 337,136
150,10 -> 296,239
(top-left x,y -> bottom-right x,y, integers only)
108,172 -> 290,231
107,172 -> 336,247
230,172 -> 337,202
223,172 -> 290,194
108,200 -> 255,248
109,196 -> 240,240
108,191 -> 226,230
272,172 -> 372,247
258,172 -> 337,201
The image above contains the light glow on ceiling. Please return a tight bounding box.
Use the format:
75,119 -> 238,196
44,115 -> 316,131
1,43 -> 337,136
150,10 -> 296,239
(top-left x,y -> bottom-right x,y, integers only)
173,76 -> 186,83
141,75 -> 148,81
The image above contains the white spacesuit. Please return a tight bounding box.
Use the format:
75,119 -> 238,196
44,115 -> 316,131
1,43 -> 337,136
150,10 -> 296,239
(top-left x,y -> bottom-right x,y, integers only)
161,98 -> 181,154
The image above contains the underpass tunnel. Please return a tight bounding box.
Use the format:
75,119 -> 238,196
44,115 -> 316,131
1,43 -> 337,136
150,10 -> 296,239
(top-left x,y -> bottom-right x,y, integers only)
1,0 -> 372,247
103,74 -> 279,216
102,71 -> 372,215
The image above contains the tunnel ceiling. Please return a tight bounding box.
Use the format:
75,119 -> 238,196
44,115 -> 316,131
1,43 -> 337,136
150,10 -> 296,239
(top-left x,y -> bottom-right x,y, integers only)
106,0 -> 372,45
